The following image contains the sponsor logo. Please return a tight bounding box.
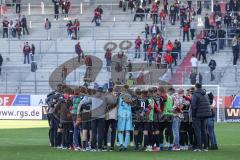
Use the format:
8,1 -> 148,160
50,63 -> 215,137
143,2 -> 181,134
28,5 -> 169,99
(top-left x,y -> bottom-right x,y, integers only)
0,106 -> 42,120
225,96 -> 240,121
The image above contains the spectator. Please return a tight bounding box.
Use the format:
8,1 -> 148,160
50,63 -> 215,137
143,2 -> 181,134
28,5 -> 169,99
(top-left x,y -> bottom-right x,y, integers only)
9,20 -> 16,38
217,25 -> 226,50
73,19 -> 80,39
147,45 -> 153,66
215,14 -> 222,28
128,0 -> 135,13
191,83 -> 212,151
75,42 -> 84,63
0,53 -> 3,76
166,40 -> 174,52
169,4 -> 177,25
155,52 -> 161,69
144,24 -> 150,39
213,1 -> 221,16
135,36 -> 142,58
44,18 -> 52,40
15,0 -> 21,13
105,48 -> 112,72
62,65 -> 68,82
225,1 -> 231,14
204,13 -> 210,30
133,6 -> 144,21
150,24 -> 160,37
163,0 -> 168,14
66,20 -> 73,38
151,2 -> 158,24
2,17 -> 9,38
15,19 -> 22,39
157,34 -> 164,54
84,56 -> 92,79
187,0 -> 192,9
21,15 -> 29,35
60,0 -> 65,14
190,71 -> 202,85
164,51 -> 173,70
31,44 -> 35,62
64,0 -> 71,19
172,44 -> 178,66
23,42 -> 31,64
183,21 -> 190,42
179,5 -> 187,26
150,35 -> 157,53
232,35 -> 239,66
199,39 -> 207,64
174,39 -> 181,59
143,38 -> 150,61
190,54 -> 198,73
206,91 -> 218,150
208,59 -> 216,81
232,0 -> 240,12
92,7 -> 101,26
127,60 -> 132,72
209,32 -> 217,54
159,9 -> 166,30
53,0 -> 60,20
190,18 -> 196,40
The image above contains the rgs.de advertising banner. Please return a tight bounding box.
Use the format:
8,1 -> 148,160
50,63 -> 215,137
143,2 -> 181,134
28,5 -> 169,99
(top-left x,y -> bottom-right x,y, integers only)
0,95 -> 47,120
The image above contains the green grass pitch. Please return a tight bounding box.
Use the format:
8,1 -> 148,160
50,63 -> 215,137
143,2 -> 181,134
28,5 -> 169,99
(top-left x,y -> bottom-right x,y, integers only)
0,121 -> 239,160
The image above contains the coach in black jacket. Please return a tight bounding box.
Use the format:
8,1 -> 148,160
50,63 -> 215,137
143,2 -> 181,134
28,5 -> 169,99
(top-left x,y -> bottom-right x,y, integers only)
191,83 -> 212,151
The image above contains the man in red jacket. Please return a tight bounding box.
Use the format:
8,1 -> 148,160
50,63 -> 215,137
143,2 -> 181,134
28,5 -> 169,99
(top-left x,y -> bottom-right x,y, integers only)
23,42 -> 31,64
64,0 -> 71,19
164,51 -> 173,73
135,36 -> 142,58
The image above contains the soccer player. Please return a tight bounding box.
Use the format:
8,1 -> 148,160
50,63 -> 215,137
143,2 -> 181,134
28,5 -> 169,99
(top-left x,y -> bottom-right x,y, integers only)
159,87 -> 174,151
172,89 -> 190,151
152,87 -> 162,151
46,84 -> 63,147
132,89 -> 145,151
142,89 -> 155,151
71,88 -> 83,150
180,89 -> 193,150
77,87 -> 92,151
117,88 -> 133,151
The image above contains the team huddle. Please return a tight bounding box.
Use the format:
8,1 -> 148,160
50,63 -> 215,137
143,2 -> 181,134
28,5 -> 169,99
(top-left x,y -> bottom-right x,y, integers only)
46,83 -> 218,152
